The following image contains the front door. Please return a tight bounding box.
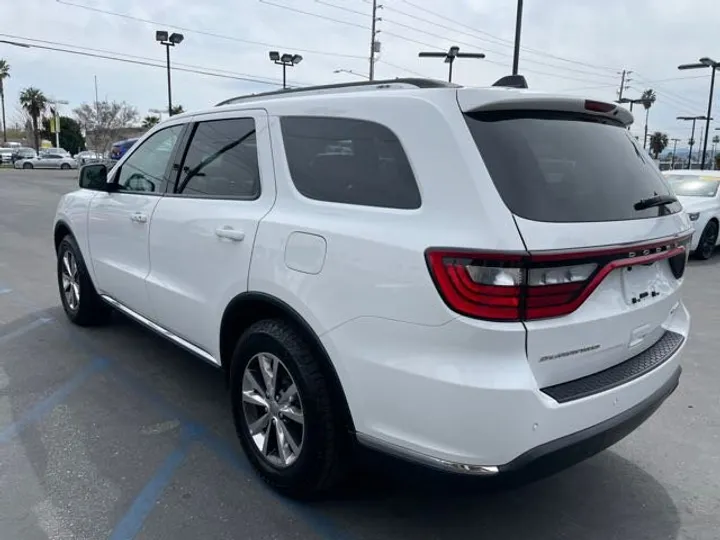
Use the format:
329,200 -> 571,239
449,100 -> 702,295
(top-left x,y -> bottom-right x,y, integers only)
146,111 -> 274,360
88,124 -> 185,318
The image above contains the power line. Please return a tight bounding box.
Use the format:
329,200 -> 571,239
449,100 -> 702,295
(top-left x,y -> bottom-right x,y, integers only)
395,0 -> 621,73
55,0 -> 367,59
258,0 -> 370,30
0,35 -> 295,88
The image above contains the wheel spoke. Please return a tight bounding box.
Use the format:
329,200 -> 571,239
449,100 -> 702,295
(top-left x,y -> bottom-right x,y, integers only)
62,254 -> 73,278
71,283 -> 80,302
248,412 -> 270,435
278,418 -> 301,455
69,256 -> 78,279
279,405 -> 303,425
277,383 -> 297,406
262,418 -> 273,455
260,354 -> 277,396
61,275 -> 71,291
275,418 -> 290,464
242,389 -> 268,409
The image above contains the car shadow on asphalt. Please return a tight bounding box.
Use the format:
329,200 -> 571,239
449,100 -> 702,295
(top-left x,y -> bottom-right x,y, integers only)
2,306 -> 682,540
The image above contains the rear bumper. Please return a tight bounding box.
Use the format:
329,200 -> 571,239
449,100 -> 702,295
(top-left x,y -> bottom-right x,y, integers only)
324,302 -> 689,471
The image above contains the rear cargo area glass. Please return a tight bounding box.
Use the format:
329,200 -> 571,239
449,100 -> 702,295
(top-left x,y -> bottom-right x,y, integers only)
464,111 -> 681,222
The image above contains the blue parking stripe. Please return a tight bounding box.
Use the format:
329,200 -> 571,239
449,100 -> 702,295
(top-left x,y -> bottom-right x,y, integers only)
108,425 -> 200,540
0,317 -> 53,345
0,356 -> 108,443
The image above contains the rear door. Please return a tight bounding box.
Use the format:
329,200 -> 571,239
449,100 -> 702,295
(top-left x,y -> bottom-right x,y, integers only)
145,110 -> 275,361
460,92 -> 692,387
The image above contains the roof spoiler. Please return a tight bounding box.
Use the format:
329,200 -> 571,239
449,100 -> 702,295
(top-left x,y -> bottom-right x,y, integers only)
492,75 -> 528,89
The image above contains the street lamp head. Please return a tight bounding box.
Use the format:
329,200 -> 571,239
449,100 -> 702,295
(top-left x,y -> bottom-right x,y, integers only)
269,51 -> 280,61
155,30 -> 169,42
699,57 -> 719,67
678,62 -> 707,70
281,53 -> 293,63
169,32 -> 184,45
292,54 -> 303,65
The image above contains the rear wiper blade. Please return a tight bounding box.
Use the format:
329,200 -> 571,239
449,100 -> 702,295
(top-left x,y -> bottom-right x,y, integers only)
634,194 -> 678,211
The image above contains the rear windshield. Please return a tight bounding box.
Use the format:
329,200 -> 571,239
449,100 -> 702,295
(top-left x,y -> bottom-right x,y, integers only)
666,174 -> 720,197
464,111 -> 681,222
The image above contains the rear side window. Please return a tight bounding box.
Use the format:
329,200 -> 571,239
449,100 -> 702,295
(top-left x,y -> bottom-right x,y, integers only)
465,111 -> 681,222
176,118 -> 260,199
280,116 -> 421,209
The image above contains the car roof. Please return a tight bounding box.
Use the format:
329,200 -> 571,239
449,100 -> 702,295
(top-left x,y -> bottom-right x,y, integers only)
664,170 -> 720,177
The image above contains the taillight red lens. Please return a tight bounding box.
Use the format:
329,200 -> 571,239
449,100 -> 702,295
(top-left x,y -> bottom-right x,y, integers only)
426,236 -> 690,322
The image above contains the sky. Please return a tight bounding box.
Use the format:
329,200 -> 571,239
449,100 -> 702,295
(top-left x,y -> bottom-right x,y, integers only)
2,0 -> 720,149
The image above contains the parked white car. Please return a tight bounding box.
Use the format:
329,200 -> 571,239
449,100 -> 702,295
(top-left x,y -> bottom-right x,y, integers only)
15,153 -> 78,170
53,77 -> 692,498
664,170 -> 720,259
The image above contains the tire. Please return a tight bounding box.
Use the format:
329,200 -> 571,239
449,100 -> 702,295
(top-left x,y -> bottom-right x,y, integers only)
56,235 -> 112,326
695,220 -> 718,260
230,319 -> 348,498
22,162 -> 33,169
60,163 -> 70,170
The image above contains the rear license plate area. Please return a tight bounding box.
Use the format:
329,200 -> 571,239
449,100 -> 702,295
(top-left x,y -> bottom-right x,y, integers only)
621,263 -> 663,306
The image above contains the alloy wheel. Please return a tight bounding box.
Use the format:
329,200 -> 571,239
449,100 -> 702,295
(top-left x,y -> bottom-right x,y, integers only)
701,223 -> 718,259
61,250 -> 80,311
242,352 -> 304,468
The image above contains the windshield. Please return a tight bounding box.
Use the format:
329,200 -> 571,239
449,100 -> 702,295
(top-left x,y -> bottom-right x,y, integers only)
464,111 -> 681,222
666,174 -> 720,197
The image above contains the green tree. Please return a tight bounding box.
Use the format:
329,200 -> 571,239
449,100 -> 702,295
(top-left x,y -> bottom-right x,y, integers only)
141,115 -> 160,128
41,116 -> 85,154
641,89 -> 656,150
19,87 -> 47,151
0,59 -> 9,143
170,104 -> 184,115
648,131 -> 668,159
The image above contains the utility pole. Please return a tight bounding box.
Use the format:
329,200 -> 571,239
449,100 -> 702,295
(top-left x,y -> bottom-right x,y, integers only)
677,115 -> 709,169
369,0 -> 381,81
679,57 -> 720,170
617,69 -> 632,102
670,138 -> 680,169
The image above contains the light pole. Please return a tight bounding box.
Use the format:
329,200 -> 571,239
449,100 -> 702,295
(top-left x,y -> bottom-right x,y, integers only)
155,30 -> 184,116
333,69 -> 369,80
678,57 -> 719,170
670,138 -> 680,169
512,0 -> 524,75
418,46 -> 485,83
48,98 -> 69,149
677,115 -> 710,169
269,52 -> 303,89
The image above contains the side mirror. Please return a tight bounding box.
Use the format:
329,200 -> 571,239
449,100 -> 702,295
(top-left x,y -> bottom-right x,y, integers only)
79,163 -> 111,191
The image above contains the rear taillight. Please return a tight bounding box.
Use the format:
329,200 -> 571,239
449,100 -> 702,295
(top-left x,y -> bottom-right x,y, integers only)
426,235 -> 691,322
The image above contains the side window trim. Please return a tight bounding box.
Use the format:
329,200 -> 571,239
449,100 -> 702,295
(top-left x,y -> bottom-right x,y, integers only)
112,124 -> 187,196
165,122 -> 196,194
168,116 -> 262,201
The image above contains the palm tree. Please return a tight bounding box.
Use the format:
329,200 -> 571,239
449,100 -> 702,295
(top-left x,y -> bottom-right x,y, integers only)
141,115 -> 160,128
712,135 -> 720,161
0,59 -> 10,143
641,89 -> 656,150
19,87 -> 48,151
170,104 -> 184,115
648,131 -> 668,159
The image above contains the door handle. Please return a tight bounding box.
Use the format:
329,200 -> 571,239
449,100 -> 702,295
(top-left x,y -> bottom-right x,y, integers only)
215,226 -> 245,241
130,212 -> 148,223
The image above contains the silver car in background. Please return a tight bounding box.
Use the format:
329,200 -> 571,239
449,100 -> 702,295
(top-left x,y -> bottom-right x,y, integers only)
14,152 -> 78,170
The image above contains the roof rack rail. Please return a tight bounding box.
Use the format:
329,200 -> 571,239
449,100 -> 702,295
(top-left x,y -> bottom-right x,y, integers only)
492,75 -> 528,89
215,78 -> 459,106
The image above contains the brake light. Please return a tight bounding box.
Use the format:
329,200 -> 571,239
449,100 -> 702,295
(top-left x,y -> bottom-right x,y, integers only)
426,236 -> 690,322
585,99 -> 616,113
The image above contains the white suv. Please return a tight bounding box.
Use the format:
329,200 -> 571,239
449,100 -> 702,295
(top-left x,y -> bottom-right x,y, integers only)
53,77 -> 692,497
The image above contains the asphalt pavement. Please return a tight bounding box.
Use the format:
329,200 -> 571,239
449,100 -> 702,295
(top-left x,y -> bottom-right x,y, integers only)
0,168 -> 718,540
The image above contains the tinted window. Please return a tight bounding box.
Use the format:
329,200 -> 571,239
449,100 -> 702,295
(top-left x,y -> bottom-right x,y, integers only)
116,126 -> 183,194
666,174 -> 720,197
281,116 -> 420,209
464,111 -> 681,222
176,118 -> 260,199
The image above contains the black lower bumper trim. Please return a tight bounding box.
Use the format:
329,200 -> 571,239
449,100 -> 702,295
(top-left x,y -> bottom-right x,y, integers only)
500,366 -> 681,473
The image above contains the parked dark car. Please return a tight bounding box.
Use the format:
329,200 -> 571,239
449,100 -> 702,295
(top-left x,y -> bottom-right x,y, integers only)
109,138 -> 138,160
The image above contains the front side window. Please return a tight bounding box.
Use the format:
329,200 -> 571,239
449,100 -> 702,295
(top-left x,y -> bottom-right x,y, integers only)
115,126 -> 183,194
176,118 -> 260,199
280,116 -> 421,209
